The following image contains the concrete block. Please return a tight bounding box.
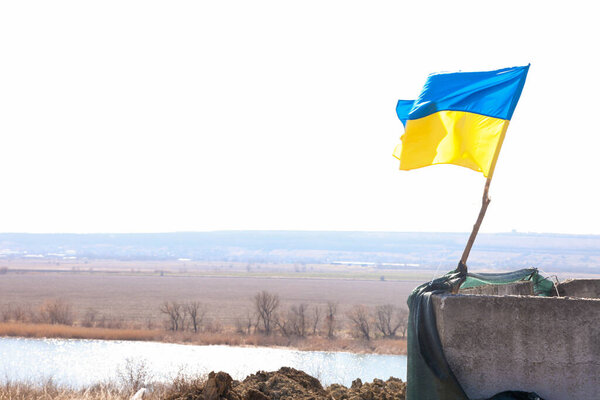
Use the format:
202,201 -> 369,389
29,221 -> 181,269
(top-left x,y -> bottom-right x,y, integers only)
557,279 -> 600,299
432,294 -> 600,400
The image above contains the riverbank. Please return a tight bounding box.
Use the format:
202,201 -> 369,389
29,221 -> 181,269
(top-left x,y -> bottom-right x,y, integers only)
0,367 -> 406,400
0,322 -> 407,355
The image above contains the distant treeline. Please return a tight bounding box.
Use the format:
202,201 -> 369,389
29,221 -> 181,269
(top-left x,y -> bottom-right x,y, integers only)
1,231 -> 599,270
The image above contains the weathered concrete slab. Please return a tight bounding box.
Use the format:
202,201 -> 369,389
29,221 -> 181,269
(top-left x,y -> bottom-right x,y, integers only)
459,281 -> 534,296
433,294 -> 600,400
557,279 -> 600,299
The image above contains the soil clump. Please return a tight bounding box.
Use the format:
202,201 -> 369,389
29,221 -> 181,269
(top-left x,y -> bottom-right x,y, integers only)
165,367 -> 406,400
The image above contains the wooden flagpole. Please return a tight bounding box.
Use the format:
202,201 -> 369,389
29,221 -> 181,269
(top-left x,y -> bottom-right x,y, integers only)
459,177 -> 492,269
458,122 -> 510,273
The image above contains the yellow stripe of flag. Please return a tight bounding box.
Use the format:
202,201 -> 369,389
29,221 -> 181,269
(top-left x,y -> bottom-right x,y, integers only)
393,110 -> 509,177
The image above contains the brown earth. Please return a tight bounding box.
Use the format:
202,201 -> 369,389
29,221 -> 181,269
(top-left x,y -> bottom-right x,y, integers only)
1,262 -> 412,355
0,269 -> 417,330
165,368 -> 406,400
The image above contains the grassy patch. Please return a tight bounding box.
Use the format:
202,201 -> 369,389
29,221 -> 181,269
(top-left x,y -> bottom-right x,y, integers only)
0,322 -> 407,355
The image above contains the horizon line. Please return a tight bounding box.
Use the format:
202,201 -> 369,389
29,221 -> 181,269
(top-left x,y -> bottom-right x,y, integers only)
0,230 -> 598,237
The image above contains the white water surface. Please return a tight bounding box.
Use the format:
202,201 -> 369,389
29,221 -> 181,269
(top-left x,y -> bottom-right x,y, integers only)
0,337 -> 406,387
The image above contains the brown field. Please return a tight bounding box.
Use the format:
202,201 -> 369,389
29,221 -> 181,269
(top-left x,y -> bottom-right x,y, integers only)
0,261 -> 421,354
0,263 -> 421,328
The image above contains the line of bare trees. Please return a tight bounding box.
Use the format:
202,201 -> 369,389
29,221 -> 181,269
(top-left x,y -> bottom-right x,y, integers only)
347,304 -> 408,340
248,291 -> 340,338
1,299 -> 133,329
159,301 -> 207,332
232,290 -> 408,341
2,292 -> 408,342
1,299 -> 74,325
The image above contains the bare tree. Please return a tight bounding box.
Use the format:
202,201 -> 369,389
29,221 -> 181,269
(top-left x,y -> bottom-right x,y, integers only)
396,307 -> 409,338
290,303 -> 308,337
0,305 -> 8,323
254,291 -> 280,335
185,301 -> 206,333
312,305 -> 321,335
82,308 -> 99,328
235,317 -> 246,335
348,305 -> 372,340
235,309 -> 257,335
39,299 -> 73,325
145,317 -> 156,330
374,304 -> 408,338
204,318 -> 223,333
160,301 -> 176,331
275,311 -> 293,337
274,303 -> 308,338
3,303 -> 31,323
160,301 -> 184,331
325,301 -> 338,339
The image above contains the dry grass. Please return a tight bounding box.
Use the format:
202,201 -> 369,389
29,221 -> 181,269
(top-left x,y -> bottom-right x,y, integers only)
292,336 -> 407,355
167,331 -> 406,354
0,322 -> 161,341
0,358 -> 207,399
0,379 -> 201,400
0,381 -> 126,400
0,322 -> 407,355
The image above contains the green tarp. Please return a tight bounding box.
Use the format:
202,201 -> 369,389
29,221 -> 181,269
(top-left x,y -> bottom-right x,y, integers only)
406,267 -> 551,400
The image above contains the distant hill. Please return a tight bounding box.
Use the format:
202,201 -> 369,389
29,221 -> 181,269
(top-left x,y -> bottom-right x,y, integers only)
1,231 -> 599,272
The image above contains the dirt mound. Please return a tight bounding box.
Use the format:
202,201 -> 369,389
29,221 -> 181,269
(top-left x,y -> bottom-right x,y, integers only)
327,377 -> 407,400
234,367 -> 327,400
164,368 -> 406,400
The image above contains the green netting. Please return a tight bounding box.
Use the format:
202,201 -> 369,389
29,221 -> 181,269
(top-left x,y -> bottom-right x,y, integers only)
461,268 -> 555,296
406,267 -> 551,400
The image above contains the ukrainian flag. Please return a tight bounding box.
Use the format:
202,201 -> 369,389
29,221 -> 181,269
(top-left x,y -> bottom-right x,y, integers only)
394,65 -> 529,177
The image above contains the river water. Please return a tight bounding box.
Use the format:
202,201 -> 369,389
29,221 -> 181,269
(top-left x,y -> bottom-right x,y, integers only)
0,337 -> 406,387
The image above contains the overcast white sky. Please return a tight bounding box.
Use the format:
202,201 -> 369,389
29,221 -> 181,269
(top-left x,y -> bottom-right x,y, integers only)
1,0 -> 598,234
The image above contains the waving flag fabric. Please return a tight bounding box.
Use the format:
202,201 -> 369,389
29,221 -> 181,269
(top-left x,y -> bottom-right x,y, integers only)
393,65 -> 529,177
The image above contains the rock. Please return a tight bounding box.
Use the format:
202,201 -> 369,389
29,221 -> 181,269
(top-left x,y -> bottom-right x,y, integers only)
351,379 -> 362,390
327,384 -> 349,400
204,371 -> 234,400
244,388 -> 271,400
